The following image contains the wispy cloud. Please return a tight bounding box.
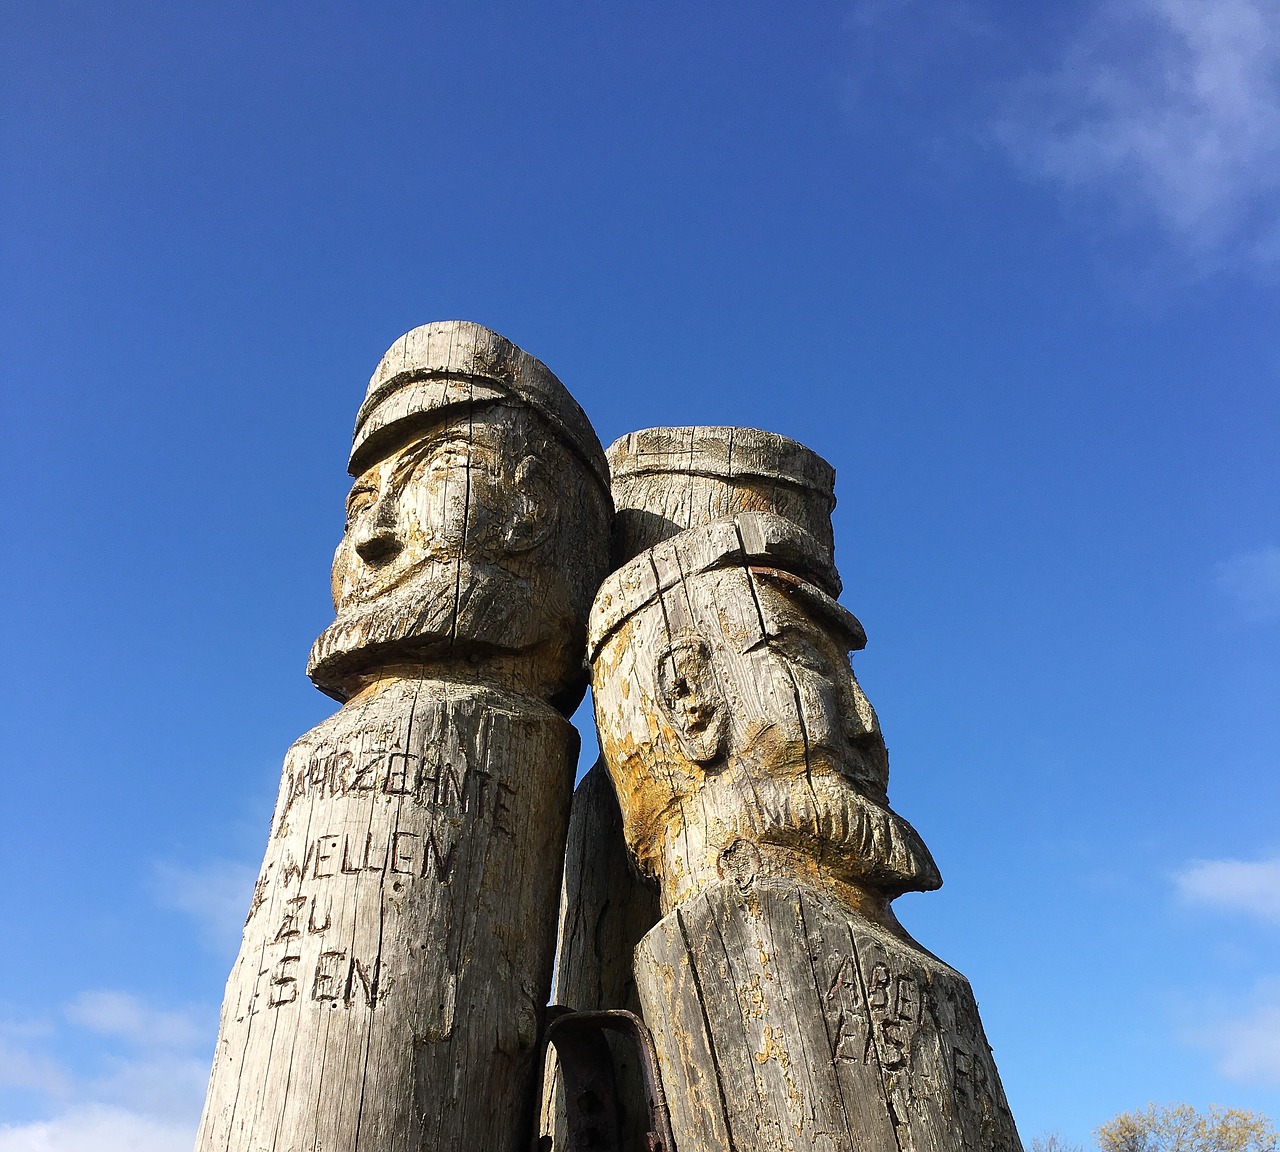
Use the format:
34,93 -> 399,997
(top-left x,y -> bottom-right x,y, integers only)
0,1040 -> 70,1098
66,991 -> 204,1053
0,1105 -> 192,1152
85,1055 -> 208,1124
999,0 -> 1280,264
1216,546 -> 1280,622
1174,856 -> 1280,923
0,991 -> 209,1150
0,860 -> 250,1147
151,858 -> 255,954
1192,978 -> 1280,1088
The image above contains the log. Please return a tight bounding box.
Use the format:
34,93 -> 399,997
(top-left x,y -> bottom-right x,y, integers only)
198,681 -> 576,1150
196,322 -> 612,1152
607,425 -> 836,568
547,759 -> 660,1020
587,426 -> 1022,1152
545,426 -> 834,1023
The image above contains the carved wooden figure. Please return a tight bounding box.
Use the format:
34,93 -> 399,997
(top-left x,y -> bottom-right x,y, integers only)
588,429 -> 1023,1152
542,427 -> 836,1148
196,322 -> 612,1152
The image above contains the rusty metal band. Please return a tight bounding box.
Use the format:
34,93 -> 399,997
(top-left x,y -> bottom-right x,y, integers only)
536,1007 -> 676,1152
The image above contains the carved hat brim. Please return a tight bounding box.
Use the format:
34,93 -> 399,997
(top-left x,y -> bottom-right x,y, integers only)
349,320 -> 611,491
587,512 -> 865,662
607,425 -> 835,500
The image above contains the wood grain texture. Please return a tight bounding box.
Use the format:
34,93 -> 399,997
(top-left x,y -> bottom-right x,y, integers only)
588,426 -> 1022,1152
606,426 -> 836,571
309,400 -> 611,709
197,323 -> 611,1152
196,679 -> 576,1152
635,879 -> 1020,1152
548,760 -> 661,1018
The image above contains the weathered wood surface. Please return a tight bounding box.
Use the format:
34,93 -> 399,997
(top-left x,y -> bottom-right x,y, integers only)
607,425 -> 836,567
547,759 -> 660,1019
309,325 -> 612,711
539,760 -> 660,1150
588,426 -> 1022,1152
197,322 -> 611,1152
198,680 -> 576,1151
540,431 -> 834,1151
589,513 -> 936,910
635,879 -> 1020,1152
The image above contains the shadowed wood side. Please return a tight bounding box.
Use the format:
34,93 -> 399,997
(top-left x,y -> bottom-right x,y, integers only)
539,760 -> 661,1150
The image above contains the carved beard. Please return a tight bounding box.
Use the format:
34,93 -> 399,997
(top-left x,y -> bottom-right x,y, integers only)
734,770 -> 942,897
627,765 -> 942,901
307,556 -> 572,701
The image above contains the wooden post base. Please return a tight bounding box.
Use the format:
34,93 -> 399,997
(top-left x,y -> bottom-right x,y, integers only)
197,677 -> 576,1152
635,879 -> 1021,1152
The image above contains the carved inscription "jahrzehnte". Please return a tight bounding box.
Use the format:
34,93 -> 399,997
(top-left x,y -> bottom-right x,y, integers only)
275,744 -> 518,836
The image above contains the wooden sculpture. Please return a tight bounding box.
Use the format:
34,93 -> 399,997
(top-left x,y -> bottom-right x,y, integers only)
195,322 -> 612,1152
587,428 -> 1023,1152
543,425 -> 847,1148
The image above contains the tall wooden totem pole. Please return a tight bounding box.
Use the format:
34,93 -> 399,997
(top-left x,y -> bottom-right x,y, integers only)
196,322 -> 611,1151
586,427 -> 1023,1152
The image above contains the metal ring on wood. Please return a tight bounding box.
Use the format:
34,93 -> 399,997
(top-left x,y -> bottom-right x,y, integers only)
537,1007 -> 676,1152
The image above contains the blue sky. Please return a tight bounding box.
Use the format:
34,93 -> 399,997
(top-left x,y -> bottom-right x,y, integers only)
2,1 -> 1277,1149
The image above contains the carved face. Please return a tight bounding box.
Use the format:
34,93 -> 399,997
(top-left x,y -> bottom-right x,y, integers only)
594,563 -> 938,901
745,578 -> 888,797
308,403 -> 609,703
629,567 -> 887,800
331,410 -> 552,613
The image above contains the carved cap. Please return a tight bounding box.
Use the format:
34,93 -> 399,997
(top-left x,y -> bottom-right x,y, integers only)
608,426 -> 835,495
607,426 -> 837,566
350,320 -> 611,491
588,511 -> 864,663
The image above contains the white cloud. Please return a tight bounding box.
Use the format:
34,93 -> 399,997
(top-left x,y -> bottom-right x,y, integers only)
1174,856 -> 1280,922
151,858 -> 255,953
61,994 -> 209,1121
86,1055 -> 208,1123
65,992 -> 204,1052
0,1106 -> 193,1152
1193,979 -> 1280,1088
0,992 -> 211,1148
0,1041 -> 69,1098
1000,0 -> 1280,263
1216,546 -> 1280,622
1209,999 -> 1280,1085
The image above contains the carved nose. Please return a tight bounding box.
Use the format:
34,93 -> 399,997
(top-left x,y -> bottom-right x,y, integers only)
355,524 -> 402,565
353,493 -> 403,565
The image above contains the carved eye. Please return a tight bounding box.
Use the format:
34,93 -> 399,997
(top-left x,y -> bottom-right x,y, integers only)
423,441 -> 472,472
429,448 -> 467,469
345,487 -> 377,527
770,630 -> 829,673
